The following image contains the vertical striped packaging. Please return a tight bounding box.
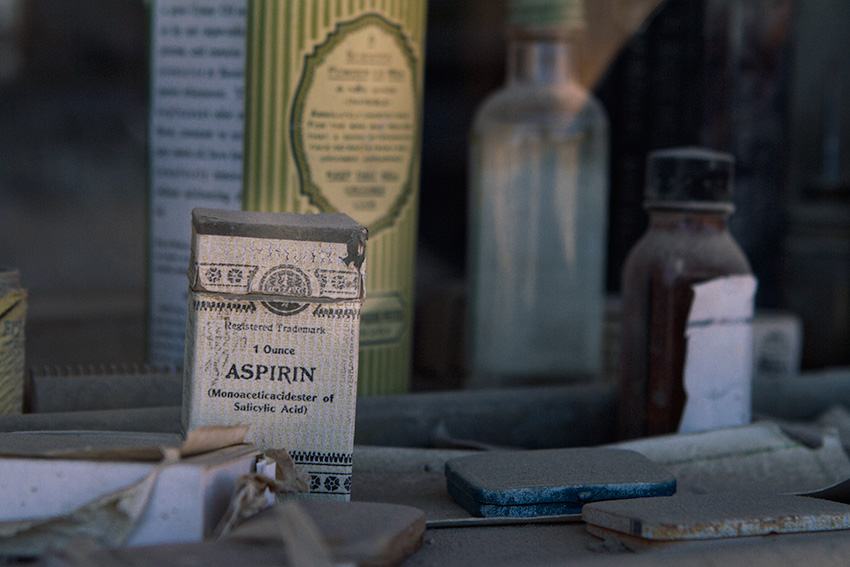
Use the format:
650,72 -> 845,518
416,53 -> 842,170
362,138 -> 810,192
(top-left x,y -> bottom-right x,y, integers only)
243,0 -> 427,395
0,269 -> 24,415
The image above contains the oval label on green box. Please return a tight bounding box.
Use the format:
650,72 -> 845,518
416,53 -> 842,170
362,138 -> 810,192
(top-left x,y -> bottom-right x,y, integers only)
291,14 -> 419,233
360,293 -> 406,346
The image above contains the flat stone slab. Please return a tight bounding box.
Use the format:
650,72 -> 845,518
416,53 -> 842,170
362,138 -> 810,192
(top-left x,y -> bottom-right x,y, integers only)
583,492 -> 850,541
227,500 -> 425,566
445,448 -> 676,518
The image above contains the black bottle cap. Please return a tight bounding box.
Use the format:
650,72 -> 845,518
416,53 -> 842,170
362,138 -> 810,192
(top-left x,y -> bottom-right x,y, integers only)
644,147 -> 735,212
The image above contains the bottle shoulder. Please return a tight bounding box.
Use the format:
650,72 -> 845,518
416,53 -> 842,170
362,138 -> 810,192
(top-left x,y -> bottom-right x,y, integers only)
622,228 -> 752,283
472,82 -> 608,133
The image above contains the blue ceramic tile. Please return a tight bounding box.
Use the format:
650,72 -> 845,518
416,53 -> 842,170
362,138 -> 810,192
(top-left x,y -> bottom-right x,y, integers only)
445,448 -> 676,518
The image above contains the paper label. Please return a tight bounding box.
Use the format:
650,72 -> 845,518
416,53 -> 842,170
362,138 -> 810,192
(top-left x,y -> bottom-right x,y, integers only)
147,0 -> 247,364
678,275 -> 758,434
0,288 -> 25,415
188,234 -> 363,302
183,234 -> 361,500
291,14 -> 419,233
359,293 -> 407,346
242,1 -> 427,394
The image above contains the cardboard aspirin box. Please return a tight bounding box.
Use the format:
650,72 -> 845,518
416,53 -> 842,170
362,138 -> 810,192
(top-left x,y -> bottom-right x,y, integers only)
183,208 -> 367,500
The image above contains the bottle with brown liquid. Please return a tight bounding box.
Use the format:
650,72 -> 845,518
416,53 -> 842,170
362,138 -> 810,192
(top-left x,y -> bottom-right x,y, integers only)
618,147 -> 757,439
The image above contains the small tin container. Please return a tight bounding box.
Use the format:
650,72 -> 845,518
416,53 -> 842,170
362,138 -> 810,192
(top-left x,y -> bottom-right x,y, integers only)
0,268 -> 25,415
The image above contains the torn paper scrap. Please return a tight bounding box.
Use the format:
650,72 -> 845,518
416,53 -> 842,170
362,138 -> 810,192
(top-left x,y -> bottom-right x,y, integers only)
213,449 -> 310,538
679,274 -> 757,433
0,424 -> 250,461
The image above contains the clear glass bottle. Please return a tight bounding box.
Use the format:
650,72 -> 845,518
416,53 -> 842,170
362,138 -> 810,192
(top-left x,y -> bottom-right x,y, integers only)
466,0 -> 609,387
618,148 -> 756,439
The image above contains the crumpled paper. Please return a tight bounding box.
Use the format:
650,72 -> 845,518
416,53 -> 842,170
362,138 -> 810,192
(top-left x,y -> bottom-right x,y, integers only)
214,449 -> 311,538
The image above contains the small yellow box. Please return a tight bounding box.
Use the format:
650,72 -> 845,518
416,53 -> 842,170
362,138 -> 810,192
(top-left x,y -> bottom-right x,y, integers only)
0,268 -> 24,416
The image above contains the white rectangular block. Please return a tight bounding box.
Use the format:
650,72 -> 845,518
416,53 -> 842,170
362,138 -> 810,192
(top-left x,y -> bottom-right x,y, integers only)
0,442 -> 259,550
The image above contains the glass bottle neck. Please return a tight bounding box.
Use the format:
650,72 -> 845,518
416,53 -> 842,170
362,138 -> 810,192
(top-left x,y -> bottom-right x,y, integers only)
506,31 -> 577,86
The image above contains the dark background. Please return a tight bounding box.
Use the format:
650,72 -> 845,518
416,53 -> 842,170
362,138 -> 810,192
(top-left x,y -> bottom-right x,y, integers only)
0,0 -> 847,386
